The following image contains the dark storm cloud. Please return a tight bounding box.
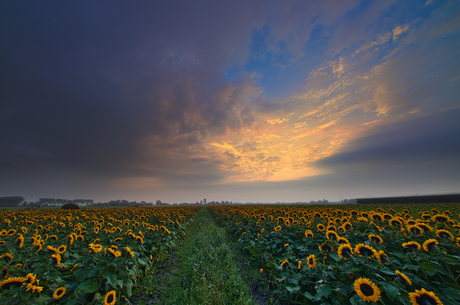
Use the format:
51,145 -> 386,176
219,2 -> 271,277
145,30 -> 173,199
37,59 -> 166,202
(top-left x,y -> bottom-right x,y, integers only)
317,107 -> 460,171
0,1 -> 268,182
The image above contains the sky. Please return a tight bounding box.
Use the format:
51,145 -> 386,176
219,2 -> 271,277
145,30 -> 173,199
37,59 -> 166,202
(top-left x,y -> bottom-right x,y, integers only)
1,0 -> 460,204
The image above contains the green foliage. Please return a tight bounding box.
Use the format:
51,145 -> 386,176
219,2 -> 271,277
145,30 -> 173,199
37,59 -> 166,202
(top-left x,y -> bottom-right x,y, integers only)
159,207 -> 257,305
210,203 -> 460,304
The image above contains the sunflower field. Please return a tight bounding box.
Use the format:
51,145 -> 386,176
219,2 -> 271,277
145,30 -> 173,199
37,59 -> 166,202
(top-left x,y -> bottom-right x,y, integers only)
0,206 -> 198,304
210,203 -> 460,305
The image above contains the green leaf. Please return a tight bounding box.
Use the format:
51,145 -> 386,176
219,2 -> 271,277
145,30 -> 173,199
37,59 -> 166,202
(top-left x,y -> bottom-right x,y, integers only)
34,294 -> 53,305
329,253 -> 340,262
265,260 -> 276,269
421,263 -> 432,270
104,272 -> 117,289
318,283 -> 332,298
125,279 -> 134,297
380,282 -> 399,300
304,291 -> 315,300
76,279 -> 99,295
286,286 -> 300,294
288,277 -> 299,285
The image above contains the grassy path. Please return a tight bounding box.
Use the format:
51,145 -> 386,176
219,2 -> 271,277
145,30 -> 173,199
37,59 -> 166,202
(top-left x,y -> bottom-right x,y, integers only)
135,207 -> 258,305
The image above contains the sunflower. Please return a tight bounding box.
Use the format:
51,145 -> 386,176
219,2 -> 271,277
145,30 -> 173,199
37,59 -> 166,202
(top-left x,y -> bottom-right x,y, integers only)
343,222 -> 353,231
337,237 -> 350,245
354,278 -> 381,303
52,286 -> 66,300
409,288 -> 443,305
57,245 -> 67,254
407,225 -> 423,235
436,229 -> 454,241
103,290 -> 117,305
371,213 -> 384,222
26,282 -> 43,293
421,239 -> 438,252
51,253 -> 61,266
368,234 -> 383,244
421,213 -> 431,220
306,254 -> 316,269
326,230 -> 339,241
395,270 -> 411,285
358,217 -> 368,222
274,226 -> 281,232
389,218 -> 403,228
417,223 -> 433,233
402,241 -> 422,251
298,260 -> 302,270
317,224 -> 326,231
375,250 -> 389,264
456,237 -> 460,248
260,268 -> 263,273
432,214 -> 449,223
1,268 -> 9,279
305,230 -> 313,238
354,244 -> 377,258
327,225 -> 336,232
0,276 -> 27,290
406,219 -> 417,226
280,259 -> 289,268
319,243 -> 333,253
338,244 -> 353,259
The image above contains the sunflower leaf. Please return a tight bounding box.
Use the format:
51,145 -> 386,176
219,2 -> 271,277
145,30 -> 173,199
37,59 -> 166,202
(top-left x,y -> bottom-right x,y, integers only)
380,282 -> 399,300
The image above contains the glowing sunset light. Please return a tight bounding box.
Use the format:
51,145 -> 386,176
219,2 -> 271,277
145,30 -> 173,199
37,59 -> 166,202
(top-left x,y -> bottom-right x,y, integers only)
1,0 -> 459,203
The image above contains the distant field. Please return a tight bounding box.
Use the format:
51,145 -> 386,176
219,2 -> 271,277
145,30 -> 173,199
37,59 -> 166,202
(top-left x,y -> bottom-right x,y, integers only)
1,203 -> 459,304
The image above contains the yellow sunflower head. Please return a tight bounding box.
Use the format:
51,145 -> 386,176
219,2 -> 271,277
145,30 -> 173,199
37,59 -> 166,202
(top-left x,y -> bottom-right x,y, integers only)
402,241 -> 422,251
103,290 -> 116,305
343,221 -> 353,231
354,244 -> 377,258
52,286 -> 66,300
375,250 -> 389,264
407,225 -> 423,235
57,245 -> 67,254
432,214 -> 450,223
319,243 -> 333,253
409,288 -> 443,305
395,270 -> 411,285
338,244 -> 353,259
317,224 -> 326,231
306,254 -> 316,269
422,239 -> 439,252
0,276 -> 27,290
337,237 -> 350,245
368,234 -> 383,244
354,278 -> 381,303
326,230 -> 338,241
436,229 -> 454,241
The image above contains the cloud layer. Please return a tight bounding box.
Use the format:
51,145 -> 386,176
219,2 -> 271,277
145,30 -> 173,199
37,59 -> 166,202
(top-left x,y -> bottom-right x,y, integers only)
1,0 -> 459,203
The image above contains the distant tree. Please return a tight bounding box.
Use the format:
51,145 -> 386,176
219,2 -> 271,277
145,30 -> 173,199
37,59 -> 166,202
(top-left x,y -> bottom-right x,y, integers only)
156,200 -> 162,206
0,196 -> 25,207
203,198 -> 207,205
62,203 -> 80,210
